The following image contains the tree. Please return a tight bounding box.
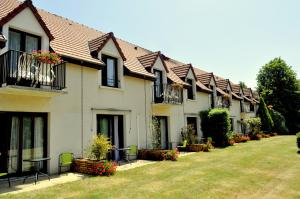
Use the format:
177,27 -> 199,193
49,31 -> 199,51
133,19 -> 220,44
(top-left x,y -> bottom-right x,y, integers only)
257,57 -> 300,134
269,108 -> 289,134
257,97 -> 274,133
239,81 -> 247,89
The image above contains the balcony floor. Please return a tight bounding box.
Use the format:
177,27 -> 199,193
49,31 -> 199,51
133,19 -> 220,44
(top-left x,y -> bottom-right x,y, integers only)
0,85 -> 67,97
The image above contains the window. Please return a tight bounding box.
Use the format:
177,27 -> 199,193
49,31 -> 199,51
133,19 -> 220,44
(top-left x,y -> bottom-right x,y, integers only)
230,118 -> 234,131
9,29 -> 41,53
187,79 -> 194,100
210,85 -> 215,108
154,70 -> 163,102
102,55 -> 118,87
250,103 -> 255,112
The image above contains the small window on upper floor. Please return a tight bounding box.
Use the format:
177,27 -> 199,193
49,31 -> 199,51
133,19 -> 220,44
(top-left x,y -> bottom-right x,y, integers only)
101,54 -> 118,88
187,78 -> 194,100
9,29 -> 41,53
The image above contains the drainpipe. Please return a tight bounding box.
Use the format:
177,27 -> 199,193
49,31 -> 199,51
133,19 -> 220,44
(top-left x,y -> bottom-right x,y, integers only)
81,65 -> 84,157
144,78 -> 148,148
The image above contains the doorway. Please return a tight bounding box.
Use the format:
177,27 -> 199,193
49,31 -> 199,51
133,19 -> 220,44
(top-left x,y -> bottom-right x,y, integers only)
0,112 -> 47,176
96,114 -> 124,160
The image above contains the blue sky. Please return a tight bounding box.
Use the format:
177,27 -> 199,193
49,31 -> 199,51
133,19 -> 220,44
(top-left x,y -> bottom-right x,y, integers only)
33,0 -> 300,89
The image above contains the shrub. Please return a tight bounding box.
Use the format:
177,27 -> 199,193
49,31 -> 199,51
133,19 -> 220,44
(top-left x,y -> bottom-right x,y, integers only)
162,149 -> 179,161
181,125 -> 197,144
257,97 -> 274,133
296,132 -> 300,150
85,134 -> 113,160
95,161 -> 117,176
151,116 -> 161,149
232,133 -> 250,143
243,117 -> 261,136
200,110 -> 210,138
138,149 -> 179,161
207,108 -> 231,147
269,109 -> 289,134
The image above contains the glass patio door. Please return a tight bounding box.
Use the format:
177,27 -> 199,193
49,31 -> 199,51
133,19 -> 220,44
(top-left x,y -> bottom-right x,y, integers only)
97,115 -> 124,160
0,112 -> 47,176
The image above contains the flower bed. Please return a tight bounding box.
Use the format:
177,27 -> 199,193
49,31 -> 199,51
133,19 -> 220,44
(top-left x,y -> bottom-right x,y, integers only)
138,149 -> 179,161
186,144 -> 210,152
233,134 -> 250,143
95,161 -> 117,176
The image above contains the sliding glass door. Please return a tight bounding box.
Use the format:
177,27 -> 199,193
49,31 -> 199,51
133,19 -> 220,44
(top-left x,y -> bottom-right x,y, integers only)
97,115 -> 124,160
0,112 -> 47,176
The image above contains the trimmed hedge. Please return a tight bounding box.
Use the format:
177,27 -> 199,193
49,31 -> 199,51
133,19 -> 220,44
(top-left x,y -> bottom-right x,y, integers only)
207,108 -> 231,147
186,144 -> 210,152
138,149 -> 179,161
200,110 -> 210,138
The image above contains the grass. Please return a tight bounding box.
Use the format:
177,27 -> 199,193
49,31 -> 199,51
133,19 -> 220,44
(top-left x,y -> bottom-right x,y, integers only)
2,136 -> 300,199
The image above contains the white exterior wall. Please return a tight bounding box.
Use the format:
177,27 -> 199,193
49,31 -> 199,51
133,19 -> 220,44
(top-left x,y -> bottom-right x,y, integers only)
230,99 -> 242,132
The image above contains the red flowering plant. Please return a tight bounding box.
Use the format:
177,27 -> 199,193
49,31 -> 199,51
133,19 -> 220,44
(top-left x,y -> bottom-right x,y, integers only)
32,50 -> 62,64
162,148 -> 180,161
94,160 -> 117,176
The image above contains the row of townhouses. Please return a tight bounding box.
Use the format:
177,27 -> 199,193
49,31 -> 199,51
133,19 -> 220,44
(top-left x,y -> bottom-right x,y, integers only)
0,0 -> 259,175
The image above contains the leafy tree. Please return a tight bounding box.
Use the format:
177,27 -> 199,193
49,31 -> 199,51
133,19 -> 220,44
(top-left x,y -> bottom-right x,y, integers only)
269,109 -> 289,134
257,57 -> 300,133
257,97 -> 274,133
239,81 -> 247,89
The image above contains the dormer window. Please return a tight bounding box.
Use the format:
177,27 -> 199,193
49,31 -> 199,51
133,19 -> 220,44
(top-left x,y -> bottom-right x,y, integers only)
102,54 -> 118,88
9,29 -> 41,52
187,78 -> 194,100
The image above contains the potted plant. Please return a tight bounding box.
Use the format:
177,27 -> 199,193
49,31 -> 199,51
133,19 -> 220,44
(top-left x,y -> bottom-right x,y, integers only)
32,50 -> 62,64
296,132 -> 300,154
73,134 -> 113,174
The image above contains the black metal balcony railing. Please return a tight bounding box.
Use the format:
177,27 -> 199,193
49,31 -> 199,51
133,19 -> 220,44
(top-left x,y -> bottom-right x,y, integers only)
0,50 -> 66,90
153,84 -> 183,104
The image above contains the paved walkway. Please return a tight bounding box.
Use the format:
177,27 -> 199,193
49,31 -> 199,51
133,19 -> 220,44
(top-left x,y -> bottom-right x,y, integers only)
0,153 -> 195,196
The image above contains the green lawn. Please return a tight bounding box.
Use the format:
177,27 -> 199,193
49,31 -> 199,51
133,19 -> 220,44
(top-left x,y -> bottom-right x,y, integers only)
2,136 -> 300,199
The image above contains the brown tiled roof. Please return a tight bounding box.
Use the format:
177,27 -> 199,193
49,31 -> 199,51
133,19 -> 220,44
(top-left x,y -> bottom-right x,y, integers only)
88,32 -> 126,61
171,64 -> 195,79
216,87 -> 227,96
216,79 -> 228,91
0,0 -> 54,40
232,92 -> 243,100
196,81 -> 212,93
231,83 -> 241,94
244,96 -> 252,103
137,51 -> 169,72
243,88 -> 252,97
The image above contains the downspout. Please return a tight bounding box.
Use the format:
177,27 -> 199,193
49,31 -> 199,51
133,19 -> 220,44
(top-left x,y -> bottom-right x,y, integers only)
81,65 -> 84,157
144,77 -> 148,148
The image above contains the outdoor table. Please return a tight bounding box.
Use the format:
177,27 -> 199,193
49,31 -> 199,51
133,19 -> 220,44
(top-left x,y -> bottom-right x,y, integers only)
115,147 -> 130,165
23,157 -> 51,185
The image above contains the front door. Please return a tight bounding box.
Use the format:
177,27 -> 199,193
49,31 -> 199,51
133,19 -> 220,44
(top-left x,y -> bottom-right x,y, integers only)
0,112 -> 47,176
96,115 -> 124,160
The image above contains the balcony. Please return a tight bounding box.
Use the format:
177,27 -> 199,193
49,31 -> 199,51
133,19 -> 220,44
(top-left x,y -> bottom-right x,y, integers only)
153,83 -> 183,105
0,50 -> 66,96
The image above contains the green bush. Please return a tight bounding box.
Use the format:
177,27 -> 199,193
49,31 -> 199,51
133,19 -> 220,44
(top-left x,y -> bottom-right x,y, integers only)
269,109 -> 289,135
85,134 -> 113,160
243,117 -> 261,136
181,124 -> 197,144
200,110 -> 210,138
207,108 -> 231,147
257,97 -> 274,133
297,132 -> 300,138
